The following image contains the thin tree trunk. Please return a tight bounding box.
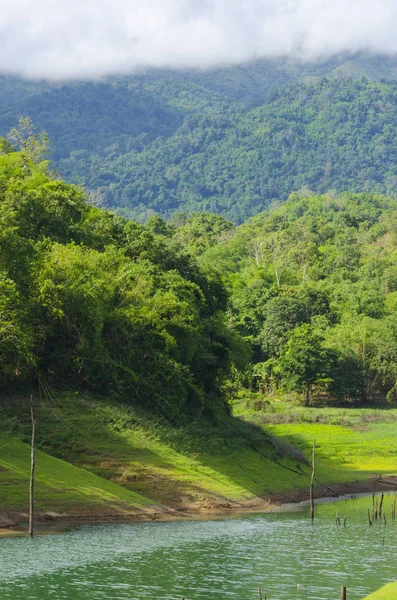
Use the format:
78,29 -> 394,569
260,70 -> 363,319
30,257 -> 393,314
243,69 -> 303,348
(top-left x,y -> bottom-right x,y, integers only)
304,385 -> 311,407
273,262 -> 280,287
29,396 -> 35,537
310,440 -> 316,522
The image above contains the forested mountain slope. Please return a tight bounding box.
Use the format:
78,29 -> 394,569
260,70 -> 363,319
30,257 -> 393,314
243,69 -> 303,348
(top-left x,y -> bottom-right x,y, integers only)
1,53 -> 397,222
198,192 -> 397,405
4,128 -> 397,410
89,77 -> 397,222
0,143 -> 244,423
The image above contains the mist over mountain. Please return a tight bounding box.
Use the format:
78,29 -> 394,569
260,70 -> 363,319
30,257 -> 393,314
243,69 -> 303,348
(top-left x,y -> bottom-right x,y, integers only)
1,53 -> 397,221
2,0 -> 397,79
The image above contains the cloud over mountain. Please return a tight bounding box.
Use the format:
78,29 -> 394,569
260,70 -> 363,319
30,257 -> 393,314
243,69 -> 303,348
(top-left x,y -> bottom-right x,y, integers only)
1,0 -> 396,80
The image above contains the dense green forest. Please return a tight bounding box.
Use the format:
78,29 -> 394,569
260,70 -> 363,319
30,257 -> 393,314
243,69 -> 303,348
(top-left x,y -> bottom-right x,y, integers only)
88,77 -> 397,223
0,139 -> 244,423
2,53 -> 397,222
2,124 -> 397,412
198,192 -> 397,405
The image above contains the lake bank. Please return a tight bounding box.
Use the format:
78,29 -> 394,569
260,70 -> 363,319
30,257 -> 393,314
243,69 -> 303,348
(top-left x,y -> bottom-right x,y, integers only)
2,396 -> 397,538
2,476 -> 397,538
362,582 -> 397,599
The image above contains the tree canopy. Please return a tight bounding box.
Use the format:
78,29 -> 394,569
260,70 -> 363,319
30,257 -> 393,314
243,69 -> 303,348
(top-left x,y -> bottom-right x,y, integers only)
3,56 -> 397,222
199,191 -> 397,405
0,143 -> 244,422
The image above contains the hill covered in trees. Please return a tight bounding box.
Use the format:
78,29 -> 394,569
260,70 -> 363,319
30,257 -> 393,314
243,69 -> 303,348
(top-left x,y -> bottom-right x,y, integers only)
196,192 -> 397,405
2,53 -> 397,222
0,142 -> 243,423
3,124 -> 397,413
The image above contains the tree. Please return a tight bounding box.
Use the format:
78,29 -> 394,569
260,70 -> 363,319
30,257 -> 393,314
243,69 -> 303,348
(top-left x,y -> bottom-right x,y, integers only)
277,324 -> 335,406
7,117 -> 49,164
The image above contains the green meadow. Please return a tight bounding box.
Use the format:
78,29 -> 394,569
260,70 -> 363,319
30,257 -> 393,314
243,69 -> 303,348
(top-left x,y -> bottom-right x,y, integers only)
0,434 -> 153,517
235,397 -> 397,478
2,394 -> 397,517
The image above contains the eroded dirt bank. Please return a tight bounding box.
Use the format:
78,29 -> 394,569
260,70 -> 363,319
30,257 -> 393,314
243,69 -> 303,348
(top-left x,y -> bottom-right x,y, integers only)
2,476 -> 396,537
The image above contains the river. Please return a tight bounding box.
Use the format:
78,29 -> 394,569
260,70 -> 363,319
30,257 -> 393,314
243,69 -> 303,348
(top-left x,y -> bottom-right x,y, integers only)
0,493 -> 395,599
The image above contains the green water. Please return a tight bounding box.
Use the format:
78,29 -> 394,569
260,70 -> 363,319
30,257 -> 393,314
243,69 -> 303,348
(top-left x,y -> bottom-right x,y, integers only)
0,494 -> 396,599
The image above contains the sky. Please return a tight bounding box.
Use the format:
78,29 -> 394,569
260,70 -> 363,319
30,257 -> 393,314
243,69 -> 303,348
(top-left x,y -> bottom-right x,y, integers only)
0,0 -> 396,80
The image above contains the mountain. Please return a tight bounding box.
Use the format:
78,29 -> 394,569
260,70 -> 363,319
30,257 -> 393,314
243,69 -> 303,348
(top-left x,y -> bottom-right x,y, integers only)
1,53 -> 397,222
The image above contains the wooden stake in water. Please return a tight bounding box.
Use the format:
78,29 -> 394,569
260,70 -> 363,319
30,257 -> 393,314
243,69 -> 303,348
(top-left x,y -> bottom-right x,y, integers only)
258,587 -> 263,600
341,586 -> 347,600
29,396 -> 36,537
310,440 -> 316,522
379,493 -> 384,518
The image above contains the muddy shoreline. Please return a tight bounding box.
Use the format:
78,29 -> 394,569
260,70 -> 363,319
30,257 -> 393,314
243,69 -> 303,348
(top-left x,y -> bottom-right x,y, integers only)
1,476 -> 396,538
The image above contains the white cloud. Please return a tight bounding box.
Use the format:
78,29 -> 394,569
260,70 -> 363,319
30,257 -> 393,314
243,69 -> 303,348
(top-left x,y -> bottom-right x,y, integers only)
0,0 -> 396,80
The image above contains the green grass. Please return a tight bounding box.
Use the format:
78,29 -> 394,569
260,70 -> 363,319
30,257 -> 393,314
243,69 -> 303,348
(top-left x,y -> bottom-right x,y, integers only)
0,433 -> 154,515
2,393 -> 397,516
235,395 -> 397,483
266,421 -> 397,475
362,583 -> 397,599
0,393 -> 347,509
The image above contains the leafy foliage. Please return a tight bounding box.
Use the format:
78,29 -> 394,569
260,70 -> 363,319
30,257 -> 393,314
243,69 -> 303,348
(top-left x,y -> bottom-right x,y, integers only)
201,191 -> 397,405
0,146 -> 243,422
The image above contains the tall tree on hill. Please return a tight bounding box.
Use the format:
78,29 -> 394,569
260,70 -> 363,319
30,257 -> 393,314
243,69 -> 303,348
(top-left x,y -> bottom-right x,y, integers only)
277,323 -> 335,407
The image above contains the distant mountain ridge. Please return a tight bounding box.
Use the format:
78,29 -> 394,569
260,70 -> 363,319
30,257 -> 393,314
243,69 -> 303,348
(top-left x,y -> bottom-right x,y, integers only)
1,52 -> 397,222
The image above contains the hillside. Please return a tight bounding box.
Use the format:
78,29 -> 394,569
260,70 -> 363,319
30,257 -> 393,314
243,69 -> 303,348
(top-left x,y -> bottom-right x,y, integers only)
3,392 -> 397,528
199,191 -> 397,405
0,433 -> 156,526
2,136 -> 397,525
1,54 -> 397,221
90,77 -> 397,222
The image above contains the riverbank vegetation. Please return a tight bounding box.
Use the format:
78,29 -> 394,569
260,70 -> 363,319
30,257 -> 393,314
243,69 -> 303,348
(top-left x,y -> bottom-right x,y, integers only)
5,137 -> 397,415
4,393 -> 397,519
2,126 -> 397,517
200,192 -> 397,407
0,138 -> 244,424
3,393 -> 397,519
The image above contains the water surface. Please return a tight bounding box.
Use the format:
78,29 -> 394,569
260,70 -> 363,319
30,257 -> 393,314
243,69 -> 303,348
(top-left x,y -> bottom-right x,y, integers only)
1,493 -> 396,599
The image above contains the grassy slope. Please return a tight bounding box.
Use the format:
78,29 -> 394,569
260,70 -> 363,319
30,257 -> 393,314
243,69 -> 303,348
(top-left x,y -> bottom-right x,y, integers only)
234,398 -> 397,481
0,434 -> 154,519
0,393 -> 353,514
2,394 -> 397,518
362,583 -> 397,599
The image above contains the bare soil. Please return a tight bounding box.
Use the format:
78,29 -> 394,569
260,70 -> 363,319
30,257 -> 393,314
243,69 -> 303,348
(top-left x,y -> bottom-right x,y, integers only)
2,476 -> 396,537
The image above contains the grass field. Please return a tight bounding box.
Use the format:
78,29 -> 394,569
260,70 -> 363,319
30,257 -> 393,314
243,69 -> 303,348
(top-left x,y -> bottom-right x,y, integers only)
0,434 -> 154,517
362,582 -> 397,599
1,393 -> 397,516
235,396 -> 397,479
0,394 -> 325,510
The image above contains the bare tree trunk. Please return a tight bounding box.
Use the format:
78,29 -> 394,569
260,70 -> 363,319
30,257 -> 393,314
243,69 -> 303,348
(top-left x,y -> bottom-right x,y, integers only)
304,385 -> 311,407
310,440 -> 316,522
29,396 -> 35,537
273,261 -> 281,287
